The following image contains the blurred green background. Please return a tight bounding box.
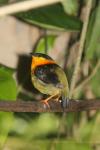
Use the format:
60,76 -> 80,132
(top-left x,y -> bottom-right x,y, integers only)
0,0 -> 100,150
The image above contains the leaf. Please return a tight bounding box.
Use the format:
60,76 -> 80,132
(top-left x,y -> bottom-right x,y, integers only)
0,64 -> 15,76
0,66 -> 17,99
62,0 -> 78,15
35,35 -> 56,53
15,4 -> 82,31
85,3 -> 100,59
0,65 -> 17,148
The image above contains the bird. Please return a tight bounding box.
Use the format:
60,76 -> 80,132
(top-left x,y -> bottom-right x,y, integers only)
31,53 -> 69,108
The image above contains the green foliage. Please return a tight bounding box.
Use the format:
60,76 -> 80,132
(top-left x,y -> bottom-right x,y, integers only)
12,113 -> 59,139
66,113 -> 75,131
0,1 -> 99,150
0,0 -> 8,5
75,113 -> 100,144
35,35 -> 56,53
0,66 -> 17,99
77,118 -> 95,142
85,3 -> 100,59
16,4 -> 82,31
90,69 -> 100,97
62,0 -> 78,15
5,138 -> 92,150
90,113 -> 100,143
55,140 -> 91,150
0,65 -> 17,148
28,113 -> 57,138
0,64 -> 15,79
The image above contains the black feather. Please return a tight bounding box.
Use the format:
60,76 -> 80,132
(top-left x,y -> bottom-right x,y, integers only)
34,64 -> 60,86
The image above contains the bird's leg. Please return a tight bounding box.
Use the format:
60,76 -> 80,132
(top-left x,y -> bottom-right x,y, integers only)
54,95 -> 61,102
41,93 -> 59,108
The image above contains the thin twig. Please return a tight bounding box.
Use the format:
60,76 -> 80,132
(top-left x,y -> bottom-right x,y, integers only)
74,60 -> 100,93
0,0 -> 61,17
69,0 -> 93,98
44,30 -> 48,54
0,99 -> 100,112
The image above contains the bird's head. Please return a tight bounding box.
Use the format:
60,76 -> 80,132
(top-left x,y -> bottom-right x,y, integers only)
30,53 -> 55,70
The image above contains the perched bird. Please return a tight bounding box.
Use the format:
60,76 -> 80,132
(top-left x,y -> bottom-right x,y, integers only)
31,53 -> 69,108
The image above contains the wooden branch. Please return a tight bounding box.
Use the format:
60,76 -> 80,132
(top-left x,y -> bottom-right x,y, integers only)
0,99 -> 100,112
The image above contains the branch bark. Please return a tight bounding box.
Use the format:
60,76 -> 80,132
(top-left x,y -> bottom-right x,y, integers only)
0,99 -> 100,112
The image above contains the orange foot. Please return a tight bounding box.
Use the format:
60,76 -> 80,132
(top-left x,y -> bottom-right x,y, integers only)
41,93 -> 60,109
41,99 -> 50,108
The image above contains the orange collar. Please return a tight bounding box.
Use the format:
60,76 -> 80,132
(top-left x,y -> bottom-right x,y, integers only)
31,56 -> 55,70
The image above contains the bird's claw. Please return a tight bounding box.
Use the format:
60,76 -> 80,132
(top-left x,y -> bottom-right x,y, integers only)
41,100 -> 50,109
